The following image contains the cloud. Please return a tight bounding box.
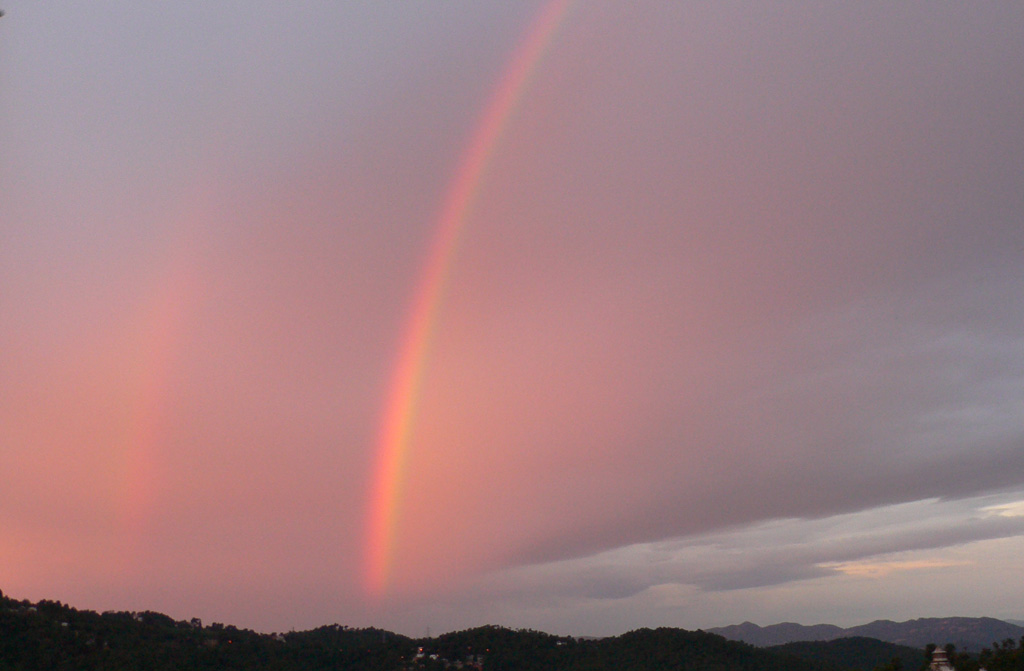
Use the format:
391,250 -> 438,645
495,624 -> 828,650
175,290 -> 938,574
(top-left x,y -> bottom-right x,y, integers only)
486,274 -> 1024,572
981,501 -> 1024,519
466,491 -> 1024,603
821,559 -> 973,579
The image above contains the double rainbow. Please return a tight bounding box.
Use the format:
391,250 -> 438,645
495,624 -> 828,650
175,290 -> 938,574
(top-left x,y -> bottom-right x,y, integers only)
363,0 -> 576,597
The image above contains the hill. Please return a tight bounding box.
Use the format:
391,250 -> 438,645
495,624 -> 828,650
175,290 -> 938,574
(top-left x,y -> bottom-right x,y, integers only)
418,625 -> 836,671
0,589 -> 831,671
709,618 -> 1024,651
768,637 -> 926,671
3,587 -> 1021,671
845,618 -> 1024,651
0,590 -> 414,671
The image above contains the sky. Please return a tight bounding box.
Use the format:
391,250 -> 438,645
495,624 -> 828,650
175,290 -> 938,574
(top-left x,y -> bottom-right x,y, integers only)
1,1 -> 1023,638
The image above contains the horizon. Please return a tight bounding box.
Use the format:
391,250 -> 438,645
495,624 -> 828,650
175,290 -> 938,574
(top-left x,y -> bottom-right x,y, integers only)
3,586 -> 1022,640
2,1 -> 1024,638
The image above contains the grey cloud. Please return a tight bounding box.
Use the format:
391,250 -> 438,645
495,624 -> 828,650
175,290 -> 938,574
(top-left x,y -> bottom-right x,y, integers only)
500,266 -> 1024,567
471,492 -> 1024,604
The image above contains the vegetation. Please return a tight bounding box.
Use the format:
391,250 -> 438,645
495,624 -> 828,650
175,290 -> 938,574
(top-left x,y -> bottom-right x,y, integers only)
0,590 -> 414,671
2,588 -> 1022,671
769,636 -> 924,671
976,637 -> 1024,671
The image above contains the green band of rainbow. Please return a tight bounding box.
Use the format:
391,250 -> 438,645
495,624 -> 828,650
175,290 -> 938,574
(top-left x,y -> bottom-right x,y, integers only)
363,0 -> 576,597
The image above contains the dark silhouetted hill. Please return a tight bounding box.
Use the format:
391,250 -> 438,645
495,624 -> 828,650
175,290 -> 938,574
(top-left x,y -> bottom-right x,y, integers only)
4,587 -> 1021,671
0,589 -> 834,671
769,636 -> 925,671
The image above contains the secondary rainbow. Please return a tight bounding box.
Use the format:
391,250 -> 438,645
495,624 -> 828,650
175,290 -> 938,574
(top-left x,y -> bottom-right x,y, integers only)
363,0 -> 576,597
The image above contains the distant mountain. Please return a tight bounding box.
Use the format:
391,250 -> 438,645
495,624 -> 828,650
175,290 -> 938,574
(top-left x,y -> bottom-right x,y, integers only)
769,636 -> 926,671
845,618 -> 1024,651
709,618 -> 1024,651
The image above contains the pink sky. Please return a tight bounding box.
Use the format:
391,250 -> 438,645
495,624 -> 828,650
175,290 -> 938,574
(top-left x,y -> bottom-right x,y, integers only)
2,1 -> 1024,635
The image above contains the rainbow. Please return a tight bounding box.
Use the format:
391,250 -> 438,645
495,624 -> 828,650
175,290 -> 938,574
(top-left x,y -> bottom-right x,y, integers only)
363,0 -> 576,597
116,257 -> 196,534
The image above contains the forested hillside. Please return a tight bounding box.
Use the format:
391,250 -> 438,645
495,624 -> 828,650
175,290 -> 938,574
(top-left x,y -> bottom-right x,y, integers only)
2,590 -> 1022,671
768,637 -> 925,671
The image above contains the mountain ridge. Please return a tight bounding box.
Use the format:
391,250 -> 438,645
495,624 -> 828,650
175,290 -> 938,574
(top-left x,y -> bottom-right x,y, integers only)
709,617 -> 1024,651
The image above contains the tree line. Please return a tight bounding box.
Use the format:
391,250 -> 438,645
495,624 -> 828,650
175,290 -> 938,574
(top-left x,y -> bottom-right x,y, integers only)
2,589 -> 1021,671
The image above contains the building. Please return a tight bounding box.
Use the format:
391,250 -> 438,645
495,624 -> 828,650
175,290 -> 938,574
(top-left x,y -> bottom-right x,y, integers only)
930,648 -> 954,671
